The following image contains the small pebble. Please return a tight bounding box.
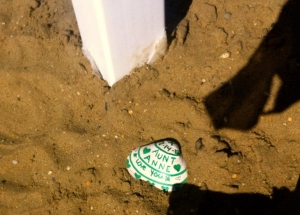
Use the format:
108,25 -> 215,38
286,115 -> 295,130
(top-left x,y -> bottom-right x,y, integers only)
224,12 -> 232,20
12,160 -> 18,164
128,110 -> 133,115
48,171 -> 53,175
195,138 -> 204,154
232,174 -> 238,179
66,166 -> 71,171
77,92 -> 80,95
288,117 -> 292,122
220,52 -> 231,59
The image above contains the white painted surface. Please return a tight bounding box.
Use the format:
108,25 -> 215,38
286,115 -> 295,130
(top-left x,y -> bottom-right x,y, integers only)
71,0 -> 166,86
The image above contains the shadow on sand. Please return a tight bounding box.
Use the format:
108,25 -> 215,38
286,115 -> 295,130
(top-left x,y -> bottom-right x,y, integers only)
164,0 -> 192,44
166,1 -> 300,214
168,176 -> 300,215
204,0 -> 300,130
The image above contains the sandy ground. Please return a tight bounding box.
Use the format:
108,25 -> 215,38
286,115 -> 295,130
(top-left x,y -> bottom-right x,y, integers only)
1,0 -> 300,214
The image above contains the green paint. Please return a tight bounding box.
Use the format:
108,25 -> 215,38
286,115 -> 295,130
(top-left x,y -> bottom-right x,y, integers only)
143,147 -> 151,154
174,149 -> 180,155
170,157 -> 176,164
173,164 -> 181,172
161,186 -> 169,191
155,143 -> 180,156
162,154 -> 169,162
151,159 -> 158,167
153,149 -> 170,163
158,163 -> 165,171
166,165 -> 170,173
150,169 -> 164,179
134,173 -> 141,179
163,144 -> 172,151
143,155 -> 150,163
136,158 -> 146,171
130,150 -> 185,187
147,181 -> 155,186
126,159 -> 131,168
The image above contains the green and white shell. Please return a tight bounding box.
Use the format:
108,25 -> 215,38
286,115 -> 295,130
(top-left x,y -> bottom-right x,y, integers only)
126,139 -> 187,192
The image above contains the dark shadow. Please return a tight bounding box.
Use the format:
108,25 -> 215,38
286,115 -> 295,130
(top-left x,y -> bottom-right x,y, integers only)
204,0 -> 300,130
164,0 -> 193,44
168,175 -> 300,215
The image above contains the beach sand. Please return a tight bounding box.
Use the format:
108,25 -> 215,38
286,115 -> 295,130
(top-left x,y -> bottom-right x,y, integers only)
1,0 -> 300,214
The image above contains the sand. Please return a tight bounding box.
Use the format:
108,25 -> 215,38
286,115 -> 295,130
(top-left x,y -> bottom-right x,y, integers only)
1,0 -> 300,214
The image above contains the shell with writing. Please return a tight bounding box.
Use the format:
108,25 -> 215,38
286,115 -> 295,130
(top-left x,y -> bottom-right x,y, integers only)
126,138 -> 188,192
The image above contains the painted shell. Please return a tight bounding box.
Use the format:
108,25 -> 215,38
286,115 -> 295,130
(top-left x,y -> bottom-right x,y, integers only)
126,139 -> 187,192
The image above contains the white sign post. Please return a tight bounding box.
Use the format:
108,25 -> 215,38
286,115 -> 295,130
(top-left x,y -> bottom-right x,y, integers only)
71,0 -> 166,86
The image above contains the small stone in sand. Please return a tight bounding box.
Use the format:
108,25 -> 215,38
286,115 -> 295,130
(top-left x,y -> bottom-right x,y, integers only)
195,138 -> 204,154
12,160 -> 18,164
224,12 -> 232,20
232,174 -> 238,179
220,52 -> 231,59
